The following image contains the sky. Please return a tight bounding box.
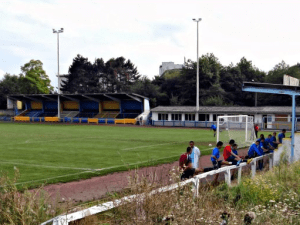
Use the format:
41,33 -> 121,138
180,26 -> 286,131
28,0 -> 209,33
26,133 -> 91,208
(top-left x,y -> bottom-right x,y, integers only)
1,0 -> 300,89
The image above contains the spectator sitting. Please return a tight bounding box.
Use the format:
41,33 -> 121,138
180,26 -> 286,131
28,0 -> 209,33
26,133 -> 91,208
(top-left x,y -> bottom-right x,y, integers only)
211,141 -> 232,184
270,131 -> 279,149
247,140 -> 264,171
278,129 -> 286,144
231,144 -> 253,165
265,134 -> 275,152
247,140 -> 263,158
179,147 -> 204,180
257,134 -> 265,143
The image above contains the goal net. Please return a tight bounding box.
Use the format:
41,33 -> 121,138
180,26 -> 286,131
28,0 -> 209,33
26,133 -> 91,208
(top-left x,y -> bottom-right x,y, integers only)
217,115 -> 255,147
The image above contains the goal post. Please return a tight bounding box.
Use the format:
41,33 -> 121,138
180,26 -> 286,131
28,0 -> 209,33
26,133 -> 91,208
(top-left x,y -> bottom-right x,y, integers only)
217,115 -> 255,147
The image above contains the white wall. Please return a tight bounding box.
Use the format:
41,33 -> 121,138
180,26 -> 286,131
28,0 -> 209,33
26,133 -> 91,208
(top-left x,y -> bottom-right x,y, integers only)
254,114 -> 263,123
152,112 -> 158,120
144,99 -> 150,112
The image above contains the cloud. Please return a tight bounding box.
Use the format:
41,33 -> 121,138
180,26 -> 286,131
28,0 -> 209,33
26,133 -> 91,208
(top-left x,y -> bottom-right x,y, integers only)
1,0 -> 300,88
0,69 -> 5,79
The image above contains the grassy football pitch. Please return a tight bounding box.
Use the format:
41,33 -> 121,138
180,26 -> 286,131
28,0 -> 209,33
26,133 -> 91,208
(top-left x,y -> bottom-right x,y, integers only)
0,123 -> 284,189
0,123 -> 217,189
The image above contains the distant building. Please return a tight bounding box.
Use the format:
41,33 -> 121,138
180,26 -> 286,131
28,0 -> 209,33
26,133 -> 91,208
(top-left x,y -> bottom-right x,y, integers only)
151,106 -> 299,130
159,62 -> 184,76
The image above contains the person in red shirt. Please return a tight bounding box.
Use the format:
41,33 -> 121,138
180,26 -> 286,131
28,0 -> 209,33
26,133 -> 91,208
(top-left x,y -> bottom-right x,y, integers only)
254,124 -> 259,138
223,139 -> 241,162
179,147 -> 213,180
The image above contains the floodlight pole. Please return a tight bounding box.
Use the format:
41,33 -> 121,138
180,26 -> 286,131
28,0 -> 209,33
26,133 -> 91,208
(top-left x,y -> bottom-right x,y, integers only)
193,18 -> 201,121
53,28 -> 64,119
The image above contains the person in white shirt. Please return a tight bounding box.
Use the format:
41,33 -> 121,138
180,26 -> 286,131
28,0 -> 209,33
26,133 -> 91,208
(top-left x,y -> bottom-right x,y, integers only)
189,141 -> 201,169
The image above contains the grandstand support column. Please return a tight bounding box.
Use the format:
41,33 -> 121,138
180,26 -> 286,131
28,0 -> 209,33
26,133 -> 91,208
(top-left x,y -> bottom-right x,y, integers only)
291,94 -> 296,162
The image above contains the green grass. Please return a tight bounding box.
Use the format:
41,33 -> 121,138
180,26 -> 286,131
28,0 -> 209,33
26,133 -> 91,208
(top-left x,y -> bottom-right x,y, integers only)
0,123 -> 290,189
0,123 -> 217,189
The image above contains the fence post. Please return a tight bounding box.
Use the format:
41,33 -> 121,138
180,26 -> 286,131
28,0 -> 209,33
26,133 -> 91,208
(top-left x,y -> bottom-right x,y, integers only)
238,166 -> 242,184
224,169 -> 231,186
251,161 -> 256,178
193,178 -> 199,198
269,154 -> 273,170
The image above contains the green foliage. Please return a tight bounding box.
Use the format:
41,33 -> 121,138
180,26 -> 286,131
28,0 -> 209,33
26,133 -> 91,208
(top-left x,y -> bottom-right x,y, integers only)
0,168 -> 62,224
20,59 -> 53,94
0,74 -> 22,109
163,69 -> 181,79
215,160 -> 300,209
61,55 -> 140,94
129,76 -> 168,107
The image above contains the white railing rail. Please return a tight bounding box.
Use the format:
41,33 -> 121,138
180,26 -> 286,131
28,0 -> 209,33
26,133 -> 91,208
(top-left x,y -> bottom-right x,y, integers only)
41,153 -> 273,225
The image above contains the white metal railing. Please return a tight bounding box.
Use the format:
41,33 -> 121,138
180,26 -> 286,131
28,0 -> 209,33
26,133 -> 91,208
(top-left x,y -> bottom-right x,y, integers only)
41,153 -> 274,225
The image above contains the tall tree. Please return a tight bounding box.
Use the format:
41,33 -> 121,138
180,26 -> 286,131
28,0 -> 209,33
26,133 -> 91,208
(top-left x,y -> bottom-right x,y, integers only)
20,60 -> 53,94
61,55 -> 140,93
61,55 -> 96,93
178,53 -> 226,106
0,74 -> 21,109
104,57 -> 141,93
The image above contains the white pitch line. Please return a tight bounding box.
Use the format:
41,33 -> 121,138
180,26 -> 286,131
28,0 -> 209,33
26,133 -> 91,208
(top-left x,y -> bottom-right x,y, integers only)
121,142 -> 182,151
0,161 -> 96,171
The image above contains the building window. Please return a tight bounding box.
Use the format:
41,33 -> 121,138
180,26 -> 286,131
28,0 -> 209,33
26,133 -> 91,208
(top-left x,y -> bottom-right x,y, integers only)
199,114 -> 209,121
185,114 -> 195,121
171,114 -> 182,121
158,113 -> 168,121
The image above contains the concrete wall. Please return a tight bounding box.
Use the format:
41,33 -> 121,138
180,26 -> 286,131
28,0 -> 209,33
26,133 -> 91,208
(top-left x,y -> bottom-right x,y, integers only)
276,134 -> 300,165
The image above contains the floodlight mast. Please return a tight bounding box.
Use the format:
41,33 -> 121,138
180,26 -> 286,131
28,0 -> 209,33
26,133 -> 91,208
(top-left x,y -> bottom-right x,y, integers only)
193,18 -> 201,121
53,28 -> 64,119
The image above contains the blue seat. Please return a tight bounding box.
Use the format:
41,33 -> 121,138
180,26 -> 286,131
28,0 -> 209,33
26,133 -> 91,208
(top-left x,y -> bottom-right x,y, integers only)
107,119 -> 115,124
73,118 -> 80,123
81,118 -> 88,123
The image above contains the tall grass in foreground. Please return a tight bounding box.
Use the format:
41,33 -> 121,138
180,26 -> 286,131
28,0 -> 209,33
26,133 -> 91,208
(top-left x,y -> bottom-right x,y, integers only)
1,158 -> 300,224
75,160 -> 300,224
0,168 -> 69,224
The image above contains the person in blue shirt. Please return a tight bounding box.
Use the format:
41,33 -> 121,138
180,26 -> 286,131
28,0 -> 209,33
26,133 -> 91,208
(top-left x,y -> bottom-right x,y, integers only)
211,141 -> 231,184
231,144 -> 253,166
247,140 -> 264,170
278,129 -> 286,143
270,132 -> 278,149
257,134 -> 264,143
247,140 -> 263,158
211,124 -> 217,137
265,134 -> 275,153
258,138 -> 267,155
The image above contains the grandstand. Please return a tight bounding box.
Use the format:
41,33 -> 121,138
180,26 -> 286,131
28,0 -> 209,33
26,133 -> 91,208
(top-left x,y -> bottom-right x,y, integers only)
8,93 -> 150,124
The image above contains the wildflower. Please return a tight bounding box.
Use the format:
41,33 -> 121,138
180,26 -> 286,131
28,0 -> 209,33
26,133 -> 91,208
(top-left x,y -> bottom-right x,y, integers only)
269,200 -> 275,203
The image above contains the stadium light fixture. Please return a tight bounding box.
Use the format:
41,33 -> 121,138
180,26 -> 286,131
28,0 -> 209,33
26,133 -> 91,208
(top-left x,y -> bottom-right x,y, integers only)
53,28 -> 64,119
193,18 -> 201,120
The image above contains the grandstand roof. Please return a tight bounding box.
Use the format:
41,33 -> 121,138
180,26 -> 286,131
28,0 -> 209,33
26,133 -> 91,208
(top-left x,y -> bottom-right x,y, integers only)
8,93 -> 149,101
151,106 -> 300,114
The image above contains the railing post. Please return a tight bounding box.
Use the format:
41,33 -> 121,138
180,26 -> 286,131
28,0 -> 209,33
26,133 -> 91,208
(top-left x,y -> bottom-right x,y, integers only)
193,178 -> 199,198
238,166 -> 242,184
269,154 -> 273,170
251,161 -> 256,178
224,169 -> 231,186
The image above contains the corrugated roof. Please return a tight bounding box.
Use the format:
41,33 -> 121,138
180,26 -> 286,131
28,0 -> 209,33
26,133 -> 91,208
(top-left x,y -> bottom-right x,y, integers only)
151,106 -> 299,114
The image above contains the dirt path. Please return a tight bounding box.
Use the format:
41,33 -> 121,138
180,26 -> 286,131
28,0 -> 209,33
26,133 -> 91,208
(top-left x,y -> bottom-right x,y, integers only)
40,149 -> 250,205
